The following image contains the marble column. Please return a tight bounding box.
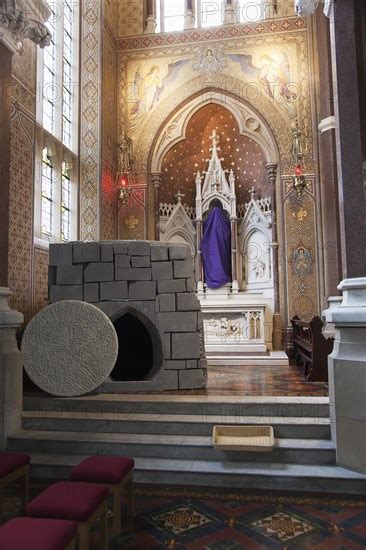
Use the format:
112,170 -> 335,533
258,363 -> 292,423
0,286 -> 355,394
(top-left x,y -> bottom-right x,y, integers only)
145,0 -> 157,34
184,0 -> 195,29
224,0 -> 236,24
266,163 -> 282,350
151,172 -> 162,241
0,288 -> 24,451
324,0 -> 366,474
0,44 -> 12,288
329,0 -> 366,278
314,8 -> 342,302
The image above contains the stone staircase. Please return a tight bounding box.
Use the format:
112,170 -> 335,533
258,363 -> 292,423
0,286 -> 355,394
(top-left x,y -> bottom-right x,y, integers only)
7,394 -> 366,494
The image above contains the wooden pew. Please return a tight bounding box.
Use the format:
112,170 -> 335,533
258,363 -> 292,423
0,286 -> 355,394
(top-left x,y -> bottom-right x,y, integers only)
291,315 -> 334,382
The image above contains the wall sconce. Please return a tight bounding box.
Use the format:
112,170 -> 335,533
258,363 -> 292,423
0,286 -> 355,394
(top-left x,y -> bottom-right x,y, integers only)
118,176 -> 133,206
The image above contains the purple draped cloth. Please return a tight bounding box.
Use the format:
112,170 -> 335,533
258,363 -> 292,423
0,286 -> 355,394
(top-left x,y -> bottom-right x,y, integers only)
201,207 -> 232,289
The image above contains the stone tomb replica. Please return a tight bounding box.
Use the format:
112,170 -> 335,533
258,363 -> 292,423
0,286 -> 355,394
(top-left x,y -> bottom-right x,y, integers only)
48,240 -> 207,392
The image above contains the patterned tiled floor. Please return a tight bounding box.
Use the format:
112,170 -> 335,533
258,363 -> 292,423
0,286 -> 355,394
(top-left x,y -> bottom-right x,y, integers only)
3,485 -> 365,549
111,487 -> 366,549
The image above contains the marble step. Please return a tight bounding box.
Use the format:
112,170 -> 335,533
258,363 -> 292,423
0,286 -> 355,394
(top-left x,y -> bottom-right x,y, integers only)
26,453 -> 366,495
23,394 -> 330,419
8,429 -> 335,465
22,411 -> 331,439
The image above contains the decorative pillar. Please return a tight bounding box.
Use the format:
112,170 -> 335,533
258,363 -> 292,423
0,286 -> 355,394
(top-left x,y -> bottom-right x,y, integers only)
0,288 -> 24,450
145,0 -> 157,34
151,172 -> 162,241
224,0 -> 236,24
230,219 -> 239,293
323,0 -> 366,475
0,44 -> 12,288
324,278 -> 366,473
184,0 -> 195,29
195,171 -> 204,294
329,0 -> 366,278
264,0 -> 277,19
266,163 -> 282,350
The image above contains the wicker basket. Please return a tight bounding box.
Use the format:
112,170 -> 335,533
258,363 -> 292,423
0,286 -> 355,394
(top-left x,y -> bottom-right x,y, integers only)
212,425 -> 275,451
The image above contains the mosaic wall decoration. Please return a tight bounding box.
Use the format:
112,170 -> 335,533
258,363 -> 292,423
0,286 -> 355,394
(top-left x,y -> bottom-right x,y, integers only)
117,0 -> 144,37
32,246 -> 49,315
101,3 -> 118,240
8,102 -> 35,324
160,103 -> 269,206
118,187 -> 146,240
79,0 -> 103,241
283,183 -> 320,322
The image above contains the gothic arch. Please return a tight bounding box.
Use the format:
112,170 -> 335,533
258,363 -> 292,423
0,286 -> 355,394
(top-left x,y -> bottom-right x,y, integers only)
148,88 -> 281,173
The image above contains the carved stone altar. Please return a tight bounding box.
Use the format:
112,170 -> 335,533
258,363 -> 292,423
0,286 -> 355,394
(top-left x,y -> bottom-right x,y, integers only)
159,130 -> 275,354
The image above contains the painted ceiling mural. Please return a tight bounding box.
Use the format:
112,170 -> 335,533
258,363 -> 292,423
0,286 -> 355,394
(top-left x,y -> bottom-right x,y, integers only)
160,103 -> 268,206
126,42 -> 299,138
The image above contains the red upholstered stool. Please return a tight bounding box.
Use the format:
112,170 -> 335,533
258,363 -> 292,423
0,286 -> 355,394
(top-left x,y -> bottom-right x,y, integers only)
0,452 -> 30,523
0,517 -> 78,550
69,455 -> 134,534
26,481 -> 109,550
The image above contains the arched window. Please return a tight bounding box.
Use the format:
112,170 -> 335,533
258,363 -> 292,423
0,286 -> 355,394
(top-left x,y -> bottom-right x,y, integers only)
35,0 -> 80,245
156,0 -> 264,32
237,0 -> 263,22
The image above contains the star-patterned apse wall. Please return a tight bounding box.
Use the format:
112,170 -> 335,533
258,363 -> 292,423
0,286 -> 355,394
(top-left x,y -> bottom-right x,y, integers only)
160,103 -> 269,207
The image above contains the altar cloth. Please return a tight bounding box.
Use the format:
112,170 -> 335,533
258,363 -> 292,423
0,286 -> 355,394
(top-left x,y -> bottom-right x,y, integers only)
201,207 -> 232,289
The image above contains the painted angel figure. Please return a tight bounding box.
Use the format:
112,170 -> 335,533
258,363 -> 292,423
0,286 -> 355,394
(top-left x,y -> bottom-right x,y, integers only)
130,59 -> 190,118
228,51 -> 297,103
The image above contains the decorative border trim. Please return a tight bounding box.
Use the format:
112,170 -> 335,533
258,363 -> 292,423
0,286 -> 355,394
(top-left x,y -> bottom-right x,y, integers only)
79,0 -> 102,241
117,17 -> 306,51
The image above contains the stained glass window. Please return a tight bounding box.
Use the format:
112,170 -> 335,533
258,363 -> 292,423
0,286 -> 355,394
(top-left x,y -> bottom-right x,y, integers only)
61,161 -> 71,241
41,147 -> 53,236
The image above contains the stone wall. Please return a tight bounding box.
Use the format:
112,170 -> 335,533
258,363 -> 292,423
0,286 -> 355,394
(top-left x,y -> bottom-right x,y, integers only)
48,240 -> 207,392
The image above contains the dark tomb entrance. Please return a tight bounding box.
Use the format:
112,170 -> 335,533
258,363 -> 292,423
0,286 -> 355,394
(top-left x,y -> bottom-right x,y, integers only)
111,313 -> 154,381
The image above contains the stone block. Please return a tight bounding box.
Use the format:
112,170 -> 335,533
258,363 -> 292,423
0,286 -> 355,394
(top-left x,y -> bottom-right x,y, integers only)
129,281 -> 157,301
186,360 -> 198,369
165,360 -> 186,370
179,369 -> 206,390
49,285 -> 83,303
158,294 -> 176,312
49,243 -> 73,266
152,261 -> 173,281
131,256 -> 151,268
48,266 -> 57,286
186,278 -> 195,292
100,281 -> 128,301
151,243 -> 169,261
100,242 -> 114,262
84,283 -> 99,303
115,255 -> 131,268
56,265 -> 83,285
157,279 -> 187,294
162,333 -> 171,359
158,312 -> 197,333
73,242 -> 100,263
169,243 -> 189,260
174,258 -> 194,279
84,263 -> 114,282
177,293 -> 200,311
115,268 -> 151,281
113,241 -> 129,255
163,369 -> 179,390
172,332 -> 201,359
128,241 -> 151,256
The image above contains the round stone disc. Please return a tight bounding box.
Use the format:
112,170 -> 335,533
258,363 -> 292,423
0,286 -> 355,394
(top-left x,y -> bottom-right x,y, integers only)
22,300 -> 118,397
